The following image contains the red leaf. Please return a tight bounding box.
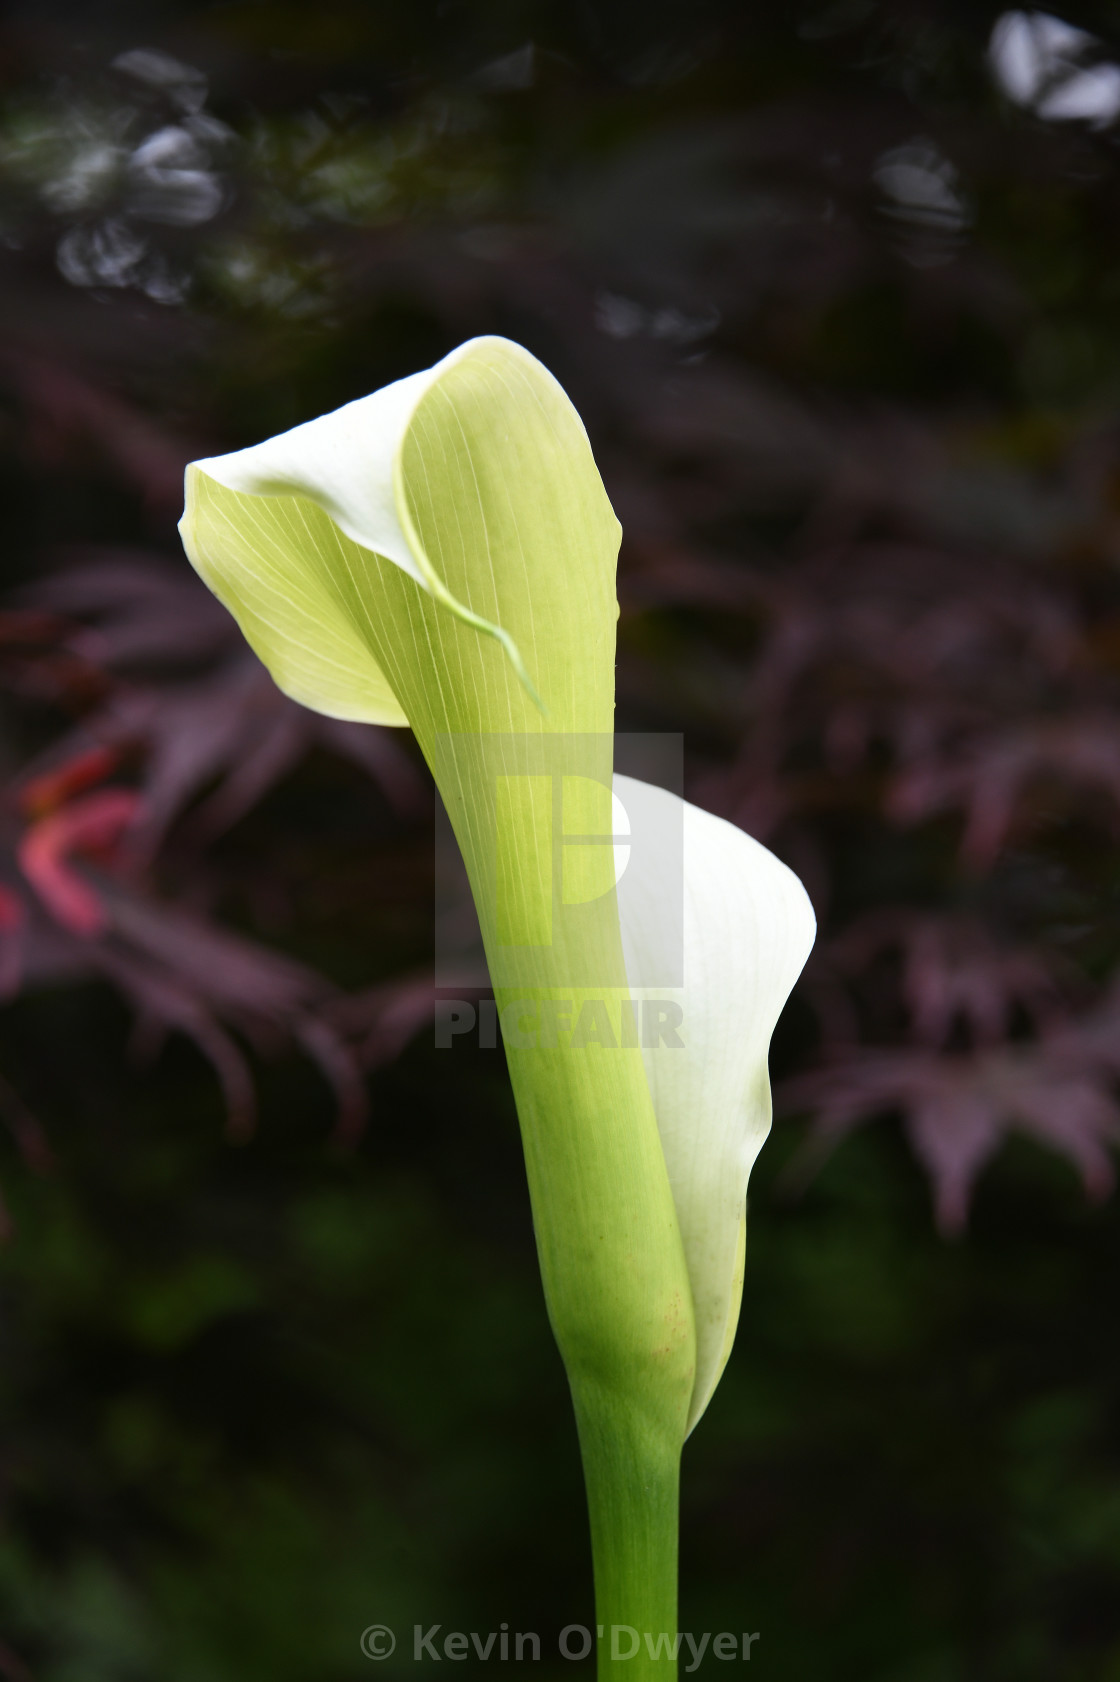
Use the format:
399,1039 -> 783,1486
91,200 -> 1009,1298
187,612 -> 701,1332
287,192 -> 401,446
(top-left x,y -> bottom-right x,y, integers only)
18,746 -> 121,817
18,789 -> 141,935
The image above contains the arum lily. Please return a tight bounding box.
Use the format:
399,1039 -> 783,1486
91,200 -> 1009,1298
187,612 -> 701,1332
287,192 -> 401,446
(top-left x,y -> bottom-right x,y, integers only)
179,336 -> 814,1679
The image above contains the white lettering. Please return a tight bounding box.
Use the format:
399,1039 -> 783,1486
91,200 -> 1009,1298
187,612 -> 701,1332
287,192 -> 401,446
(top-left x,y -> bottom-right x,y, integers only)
612,1625 -> 640,1661
683,1632 -> 710,1673
414,1624 -> 441,1660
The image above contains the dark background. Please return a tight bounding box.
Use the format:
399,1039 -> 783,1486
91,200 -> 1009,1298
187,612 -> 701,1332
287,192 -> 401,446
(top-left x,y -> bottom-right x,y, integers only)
0,2 -> 1119,1677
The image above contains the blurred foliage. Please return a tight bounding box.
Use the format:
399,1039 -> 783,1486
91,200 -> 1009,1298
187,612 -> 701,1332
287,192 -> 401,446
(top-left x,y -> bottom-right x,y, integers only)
0,0 -> 1119,1677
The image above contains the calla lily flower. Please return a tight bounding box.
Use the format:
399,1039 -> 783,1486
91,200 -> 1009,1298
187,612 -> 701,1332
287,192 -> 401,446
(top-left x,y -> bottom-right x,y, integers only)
179,335 -> 814,1676
615,774 -> 814,1433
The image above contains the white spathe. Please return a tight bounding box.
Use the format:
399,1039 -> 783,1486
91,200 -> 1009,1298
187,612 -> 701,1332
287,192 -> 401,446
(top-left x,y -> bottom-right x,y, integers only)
180,334 -> 817,1435
188,351 -> 451,586
180,336 -> 557,723
615,775 -> 816,1432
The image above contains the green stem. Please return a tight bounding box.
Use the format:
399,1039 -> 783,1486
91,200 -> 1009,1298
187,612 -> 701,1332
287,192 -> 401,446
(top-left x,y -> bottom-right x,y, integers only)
573,1385 -> 682,1682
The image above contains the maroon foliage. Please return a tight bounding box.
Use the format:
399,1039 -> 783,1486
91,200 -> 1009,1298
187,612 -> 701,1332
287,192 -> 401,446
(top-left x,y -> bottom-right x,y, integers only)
617,449 -> 1120,1229
3,35 -> 1120,1233
0,534 -> 431,1180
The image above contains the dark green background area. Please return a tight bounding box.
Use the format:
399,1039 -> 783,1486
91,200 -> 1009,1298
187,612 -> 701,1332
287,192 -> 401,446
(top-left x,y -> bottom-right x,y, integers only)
4,1005 -> 1118,1681
1,2 -> 1119,1678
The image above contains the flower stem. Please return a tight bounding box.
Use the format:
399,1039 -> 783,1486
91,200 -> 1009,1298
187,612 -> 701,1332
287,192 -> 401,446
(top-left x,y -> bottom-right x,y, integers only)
573,1384 -> 682,1681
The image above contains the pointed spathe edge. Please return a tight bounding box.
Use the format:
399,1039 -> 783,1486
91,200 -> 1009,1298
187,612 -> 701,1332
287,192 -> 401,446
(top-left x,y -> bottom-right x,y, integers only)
189,337 -> 548,711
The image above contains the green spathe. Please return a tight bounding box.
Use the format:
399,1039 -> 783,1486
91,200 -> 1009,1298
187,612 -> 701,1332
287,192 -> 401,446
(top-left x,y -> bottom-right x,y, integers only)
181,333 -> 696,1417
179,334 -> 815,1675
